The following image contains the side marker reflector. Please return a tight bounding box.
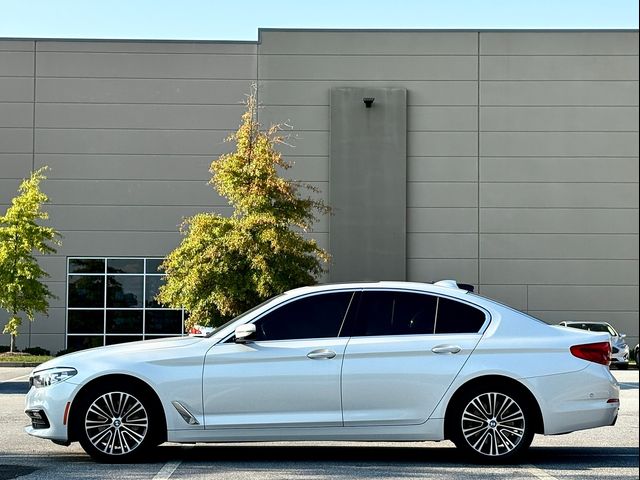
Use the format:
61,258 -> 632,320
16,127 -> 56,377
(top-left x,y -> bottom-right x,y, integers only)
63,402 -> 71,425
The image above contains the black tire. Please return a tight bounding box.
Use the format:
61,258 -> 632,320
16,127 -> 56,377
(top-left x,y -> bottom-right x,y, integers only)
449,385 -> 535,463
73,384 -> 161,462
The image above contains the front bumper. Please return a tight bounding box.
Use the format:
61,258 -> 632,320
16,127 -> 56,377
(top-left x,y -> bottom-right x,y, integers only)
610,349 -> 629,366
24,381 -> 79,442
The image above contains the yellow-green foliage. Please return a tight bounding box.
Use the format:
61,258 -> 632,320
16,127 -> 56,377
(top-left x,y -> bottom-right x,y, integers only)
0,167 -> 61,351
158,91 -> 330,327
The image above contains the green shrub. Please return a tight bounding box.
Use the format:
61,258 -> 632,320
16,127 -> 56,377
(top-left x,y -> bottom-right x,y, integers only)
0,167 -> 61,352
55,348 -> 76,357
22,346 -> 50,356
158,89 -> 329,328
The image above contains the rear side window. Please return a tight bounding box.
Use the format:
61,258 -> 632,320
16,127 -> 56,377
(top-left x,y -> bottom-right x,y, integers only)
354,291 -> 438,336
253,292 -> 354,341
435,297 -> 486,334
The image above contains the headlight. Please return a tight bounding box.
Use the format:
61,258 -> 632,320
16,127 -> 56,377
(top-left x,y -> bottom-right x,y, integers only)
30,367 -> 77,388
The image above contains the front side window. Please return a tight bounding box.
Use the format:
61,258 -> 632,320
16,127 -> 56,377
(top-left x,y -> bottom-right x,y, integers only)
354,291 -> 438,336
252,292 -> 354,341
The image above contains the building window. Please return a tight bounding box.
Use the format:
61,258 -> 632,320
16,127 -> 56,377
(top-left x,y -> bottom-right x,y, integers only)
66,257 -> 184,350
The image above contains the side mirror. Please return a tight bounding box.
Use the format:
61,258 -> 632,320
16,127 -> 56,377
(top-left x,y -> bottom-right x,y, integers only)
620,333 -> 626,339
234,324 -> 256,343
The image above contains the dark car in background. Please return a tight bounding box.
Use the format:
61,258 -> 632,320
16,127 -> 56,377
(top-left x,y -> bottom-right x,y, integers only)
558,321 -> 629,369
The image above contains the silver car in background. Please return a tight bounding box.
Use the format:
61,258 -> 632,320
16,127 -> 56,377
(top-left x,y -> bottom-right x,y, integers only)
558,321 -> 630,369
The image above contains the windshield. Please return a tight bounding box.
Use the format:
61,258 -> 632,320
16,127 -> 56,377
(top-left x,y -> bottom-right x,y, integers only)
205,294 -> 284,337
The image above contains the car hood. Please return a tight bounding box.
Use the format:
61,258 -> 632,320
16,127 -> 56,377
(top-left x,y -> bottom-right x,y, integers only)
33,336 -> 204,372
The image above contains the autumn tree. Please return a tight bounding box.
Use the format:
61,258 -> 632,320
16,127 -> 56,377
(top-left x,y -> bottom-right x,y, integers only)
0,167 -> 61,352
158,90 -> 330,327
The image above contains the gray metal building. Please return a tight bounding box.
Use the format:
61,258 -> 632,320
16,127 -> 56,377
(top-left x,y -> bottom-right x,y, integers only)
0,29 -> 638,354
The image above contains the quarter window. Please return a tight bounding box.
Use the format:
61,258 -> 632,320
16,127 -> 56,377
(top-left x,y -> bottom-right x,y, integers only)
435,297 -> 486,334
253,292 -> 354,341
354,291 -> 438,336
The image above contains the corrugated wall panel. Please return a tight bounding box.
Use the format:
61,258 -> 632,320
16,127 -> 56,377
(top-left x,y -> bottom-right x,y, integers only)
0,31 -> 637,352
479,32 -> 639,345
1,40 -> 257,352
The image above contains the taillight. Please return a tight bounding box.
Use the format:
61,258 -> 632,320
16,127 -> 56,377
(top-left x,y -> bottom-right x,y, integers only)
189,327 -> 202,335
570,341 -> 611,366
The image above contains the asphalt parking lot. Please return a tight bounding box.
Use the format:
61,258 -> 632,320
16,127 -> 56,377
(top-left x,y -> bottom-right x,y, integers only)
1,367 -> 637,480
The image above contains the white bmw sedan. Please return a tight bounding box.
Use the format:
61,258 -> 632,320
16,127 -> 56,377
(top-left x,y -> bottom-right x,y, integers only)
25,280 -> 619,463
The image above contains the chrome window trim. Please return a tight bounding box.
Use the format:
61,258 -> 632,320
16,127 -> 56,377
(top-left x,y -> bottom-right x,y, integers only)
216,287 -> 491,345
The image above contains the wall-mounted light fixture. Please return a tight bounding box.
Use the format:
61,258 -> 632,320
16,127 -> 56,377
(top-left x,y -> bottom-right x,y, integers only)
363,97 -> 375,108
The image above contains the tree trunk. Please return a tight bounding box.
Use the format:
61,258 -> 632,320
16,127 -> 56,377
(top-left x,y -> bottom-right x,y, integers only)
9,334 -> 16,353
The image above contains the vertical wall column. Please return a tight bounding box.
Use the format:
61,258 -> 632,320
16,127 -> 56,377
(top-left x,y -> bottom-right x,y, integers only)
329,87 -> 407,281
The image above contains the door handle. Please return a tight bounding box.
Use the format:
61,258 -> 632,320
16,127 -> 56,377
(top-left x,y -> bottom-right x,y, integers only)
307,349 -> 337,359
431,345 -> 462,354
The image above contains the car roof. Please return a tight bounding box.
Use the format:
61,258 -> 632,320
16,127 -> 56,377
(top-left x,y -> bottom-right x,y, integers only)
284,280 -> 472,300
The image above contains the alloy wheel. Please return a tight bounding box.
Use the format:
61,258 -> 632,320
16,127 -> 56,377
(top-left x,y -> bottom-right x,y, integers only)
460,391 -> 526,457
84,391 -> 149,456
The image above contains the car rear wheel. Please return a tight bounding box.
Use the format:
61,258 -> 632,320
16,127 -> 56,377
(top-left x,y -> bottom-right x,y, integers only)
450,387 -> 534,463
75,386 -> 159,462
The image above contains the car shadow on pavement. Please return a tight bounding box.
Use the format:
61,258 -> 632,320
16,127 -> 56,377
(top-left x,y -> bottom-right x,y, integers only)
0,381 -> 29,394
165,444 -> 458,464
146,444 -> 639,468
619,381 -> 639,390
526,446 -> 639,468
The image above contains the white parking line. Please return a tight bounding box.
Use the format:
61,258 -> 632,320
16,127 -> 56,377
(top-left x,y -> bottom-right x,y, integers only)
522,464 -> 560,480
0,374 -> 28,383
561,453 -> 636,457
153,460 -> 182,480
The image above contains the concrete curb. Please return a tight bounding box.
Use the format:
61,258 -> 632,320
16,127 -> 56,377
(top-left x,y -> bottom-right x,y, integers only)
0,362 -> 41,368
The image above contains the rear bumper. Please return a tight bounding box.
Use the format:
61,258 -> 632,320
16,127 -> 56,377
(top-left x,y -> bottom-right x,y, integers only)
527,363 -> 619,435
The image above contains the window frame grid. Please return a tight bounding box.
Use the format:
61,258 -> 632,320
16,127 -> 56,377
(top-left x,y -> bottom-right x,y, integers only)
66,257 -> 185,348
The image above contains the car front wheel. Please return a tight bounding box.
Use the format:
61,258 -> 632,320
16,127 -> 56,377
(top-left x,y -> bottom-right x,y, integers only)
450,388 -> 534,463
75,386 -> 159,462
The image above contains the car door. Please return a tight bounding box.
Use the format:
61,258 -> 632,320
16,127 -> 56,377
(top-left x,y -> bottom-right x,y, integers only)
341,290 -> 487,426
202,290 -> 356,429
